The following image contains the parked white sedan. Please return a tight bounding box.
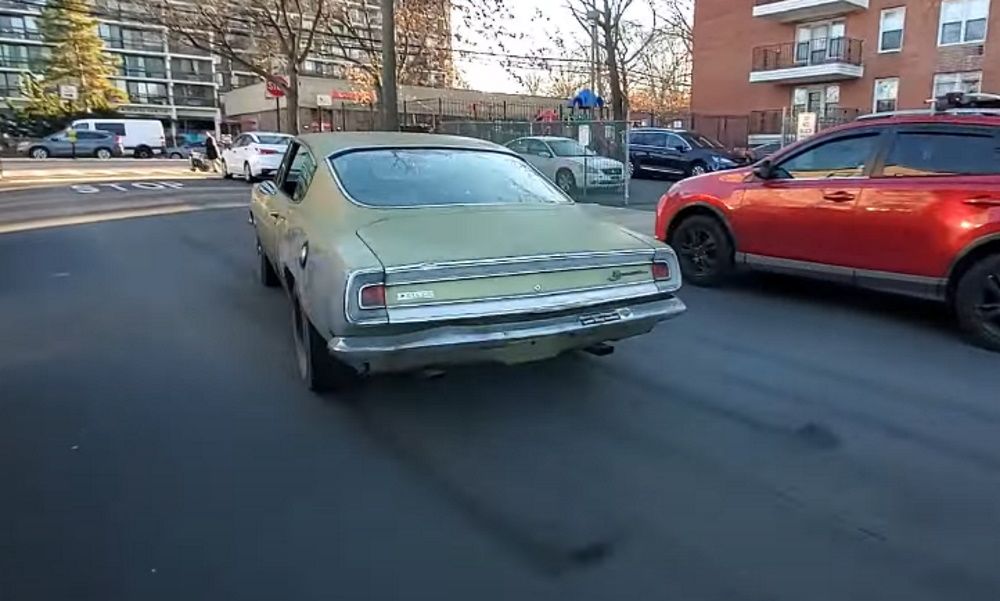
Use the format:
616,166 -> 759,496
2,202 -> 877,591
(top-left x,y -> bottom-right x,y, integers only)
505,136 -> 626,193
222,132 -> 292,182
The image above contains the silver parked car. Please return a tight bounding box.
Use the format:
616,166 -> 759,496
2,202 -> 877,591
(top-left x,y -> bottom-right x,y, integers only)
18,130 -> 124,159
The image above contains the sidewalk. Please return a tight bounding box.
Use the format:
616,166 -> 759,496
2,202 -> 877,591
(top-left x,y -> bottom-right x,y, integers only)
578,202 -> 655,236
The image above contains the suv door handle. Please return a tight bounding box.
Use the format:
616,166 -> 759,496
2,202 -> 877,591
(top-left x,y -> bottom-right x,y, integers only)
823,191 -> 856,202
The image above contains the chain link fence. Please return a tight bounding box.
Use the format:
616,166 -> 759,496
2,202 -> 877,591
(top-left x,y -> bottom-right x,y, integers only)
436,120 -> 631,205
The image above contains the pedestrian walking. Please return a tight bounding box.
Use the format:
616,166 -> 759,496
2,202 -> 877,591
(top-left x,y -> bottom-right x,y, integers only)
204,131 -> 221,172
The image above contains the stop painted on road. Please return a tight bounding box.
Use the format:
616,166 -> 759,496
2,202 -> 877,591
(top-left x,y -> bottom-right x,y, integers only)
71,182 -> 186,194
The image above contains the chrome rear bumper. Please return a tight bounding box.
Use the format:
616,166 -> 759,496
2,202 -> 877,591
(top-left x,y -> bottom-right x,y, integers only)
328,296 -> 686,373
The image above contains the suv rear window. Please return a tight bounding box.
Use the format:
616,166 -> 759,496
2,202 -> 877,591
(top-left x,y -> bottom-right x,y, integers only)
883,130 -> 999,177
330,148 -> 570,207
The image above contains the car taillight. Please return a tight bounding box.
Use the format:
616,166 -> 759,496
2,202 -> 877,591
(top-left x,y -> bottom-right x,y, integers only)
258,148 -> 278,155
652,261 -> 671,281
359,284 -> 386,309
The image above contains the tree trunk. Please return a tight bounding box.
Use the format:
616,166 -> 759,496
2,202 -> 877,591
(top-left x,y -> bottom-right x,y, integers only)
602,25 -> 626,121
286,68 -> 300,134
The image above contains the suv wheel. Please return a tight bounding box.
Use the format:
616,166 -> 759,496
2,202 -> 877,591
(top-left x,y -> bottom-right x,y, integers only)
670,214 -> 734,286
688,162 -> 708,177
30,147 -> 49,159
955,254 -> 1000,351
555,169 -> 576,193
95,148 -> 112,160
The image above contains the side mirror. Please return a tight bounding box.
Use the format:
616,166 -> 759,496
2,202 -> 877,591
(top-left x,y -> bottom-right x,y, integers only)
753,159 -> 773,180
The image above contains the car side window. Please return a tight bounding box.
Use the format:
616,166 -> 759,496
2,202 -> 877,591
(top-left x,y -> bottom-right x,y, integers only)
507,139 -> 528,153
275,143 -> 301,196
290,150 -> 316,203
647,133 -> 667,148
774,133 -> 880,179
629,132 -> 647,146
76,131 -> 104,140
525,140 -> 550,157
664,133 -> 688,151
881,129 -> 1000,177
233,135 -> 248,148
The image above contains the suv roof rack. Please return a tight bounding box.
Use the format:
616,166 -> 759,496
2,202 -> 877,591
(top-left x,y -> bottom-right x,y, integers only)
857,92 -> 1000,121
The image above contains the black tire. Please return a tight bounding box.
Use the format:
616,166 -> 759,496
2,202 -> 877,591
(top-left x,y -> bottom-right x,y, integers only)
291,296 -> 357,392
169,152 -> 183,159
257,239 -> 280,288
629,159 -> 643,179
221,159 -> 232,179
687,161 -> 708,178
134,146 -> 152,159
243,162 -> 255,183
94,147 -> 112,160
29,146 -> 49,159
954,254 -> 1000,352
555,169 -> 576,194
669,214 -> 734,287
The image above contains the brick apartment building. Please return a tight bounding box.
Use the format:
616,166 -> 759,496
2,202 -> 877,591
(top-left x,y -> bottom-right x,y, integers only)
691,0 -> 999,146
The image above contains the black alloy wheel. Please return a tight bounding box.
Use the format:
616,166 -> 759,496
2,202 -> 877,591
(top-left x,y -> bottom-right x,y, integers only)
670,215 -> 733,286
956,255 -> 1000,351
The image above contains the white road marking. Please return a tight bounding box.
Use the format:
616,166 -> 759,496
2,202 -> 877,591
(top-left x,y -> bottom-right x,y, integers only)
70,181 -> 186,194
0,202 -> 247,235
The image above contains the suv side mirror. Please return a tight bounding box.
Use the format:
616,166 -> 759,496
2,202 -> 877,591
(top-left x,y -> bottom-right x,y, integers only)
753,159 -> 773,180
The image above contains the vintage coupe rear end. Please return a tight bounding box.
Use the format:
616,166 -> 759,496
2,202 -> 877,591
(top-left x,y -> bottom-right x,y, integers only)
249,133 -> 685,391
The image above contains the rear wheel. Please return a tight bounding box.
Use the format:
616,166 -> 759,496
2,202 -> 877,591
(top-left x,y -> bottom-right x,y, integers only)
30,147 -> 49,159
170,152 -> 183,159
291,295 -> 357,392
221,159 -> 232,179
954,254 -> 1000,351
94,148 -> 112,160
670,214 -> 734,287
243,162 -> 255,183
134,146 -> 152,159
629,159 -> 643,179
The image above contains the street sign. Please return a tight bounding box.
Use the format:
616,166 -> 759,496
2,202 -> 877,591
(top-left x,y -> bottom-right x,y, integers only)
59,85 -> 78,101
796,112 -> 817,141
316,94 -> 332,107
265,77 -> 287,99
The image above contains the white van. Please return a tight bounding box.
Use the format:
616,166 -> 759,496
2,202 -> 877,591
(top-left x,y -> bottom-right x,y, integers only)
70,119 -> 166,158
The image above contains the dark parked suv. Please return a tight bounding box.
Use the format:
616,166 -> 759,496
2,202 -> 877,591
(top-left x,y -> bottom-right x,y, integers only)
629,128 -> 740,179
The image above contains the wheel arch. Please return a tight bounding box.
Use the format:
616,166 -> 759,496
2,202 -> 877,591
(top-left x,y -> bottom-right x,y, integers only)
666,202 -> 736,250
946,234 -> 1000,305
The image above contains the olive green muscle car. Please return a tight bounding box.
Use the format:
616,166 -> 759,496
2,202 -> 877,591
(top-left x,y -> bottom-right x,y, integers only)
249,132 -> 685,391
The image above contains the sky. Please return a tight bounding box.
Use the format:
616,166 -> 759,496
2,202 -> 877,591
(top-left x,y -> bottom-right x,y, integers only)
453,0 -> 578,94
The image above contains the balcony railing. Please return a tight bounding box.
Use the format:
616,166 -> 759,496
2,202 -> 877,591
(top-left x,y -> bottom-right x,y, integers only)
103,38 -> 164,52
749,107 -> 861,135
126,95 -> 169,105
120,68 -> 167,79
752,37 -> 863,72
0,28 -> 42,41
174,95 -> 216,107
172,71 -> 214,82
0,57 -> 45,70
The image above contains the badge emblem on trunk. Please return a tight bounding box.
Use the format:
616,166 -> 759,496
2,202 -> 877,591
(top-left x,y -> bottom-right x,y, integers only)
533,284 -> 542,292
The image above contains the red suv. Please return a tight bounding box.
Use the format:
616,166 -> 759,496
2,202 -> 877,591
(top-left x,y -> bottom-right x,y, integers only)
656,111 -> 1000,351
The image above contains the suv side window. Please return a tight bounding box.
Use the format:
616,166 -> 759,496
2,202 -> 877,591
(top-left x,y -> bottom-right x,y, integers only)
629,132 -> 648,146
76,131 -> 105,140
646,133 -> 668,148
664,133 -> 689,151
525,139 -> 550,157
775,133 -> 881,179
507,139 -> 528,154
882,128 -> 1000,177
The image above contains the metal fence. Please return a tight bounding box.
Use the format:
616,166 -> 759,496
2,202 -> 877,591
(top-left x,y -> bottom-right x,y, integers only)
436,120 -> 631,205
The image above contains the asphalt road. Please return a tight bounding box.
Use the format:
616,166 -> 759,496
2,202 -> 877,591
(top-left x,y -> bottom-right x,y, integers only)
2,201 -> 1000,600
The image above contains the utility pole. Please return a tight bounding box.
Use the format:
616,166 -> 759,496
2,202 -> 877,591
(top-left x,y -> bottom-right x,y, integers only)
380,0 -> 399,131
587,9 -> 599,94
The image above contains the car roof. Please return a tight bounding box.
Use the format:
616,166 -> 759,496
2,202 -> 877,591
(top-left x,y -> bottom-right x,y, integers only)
828,113 -> 1000,134
512,136 -> 574,142
298,132 -> 510,155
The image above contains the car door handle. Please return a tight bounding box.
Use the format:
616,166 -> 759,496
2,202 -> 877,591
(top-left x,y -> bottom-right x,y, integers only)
823,191 -> 856,202
964,196 -> 1000,207
269,212 -> 285,221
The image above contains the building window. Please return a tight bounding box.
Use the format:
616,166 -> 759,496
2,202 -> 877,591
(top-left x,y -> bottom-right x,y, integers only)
120,55 -> 166,79
0,15 -> 40,41
795,21 -> 846,64
933,71 -> 982,97
0,72 -> 21,97
879,7 -> 905,52
939,0 -> 990,45
116,80 -> 169,105
873,78 -> 899,113
174,83 -> 215,107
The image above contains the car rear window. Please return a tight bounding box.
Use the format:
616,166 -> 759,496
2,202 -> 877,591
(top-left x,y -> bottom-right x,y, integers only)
256,135 -> 290,145
329,148 -> 571,207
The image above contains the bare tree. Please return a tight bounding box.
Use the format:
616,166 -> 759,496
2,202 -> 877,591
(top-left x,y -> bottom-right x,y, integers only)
146,0 -> 328,133
630,0 -> 692,116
